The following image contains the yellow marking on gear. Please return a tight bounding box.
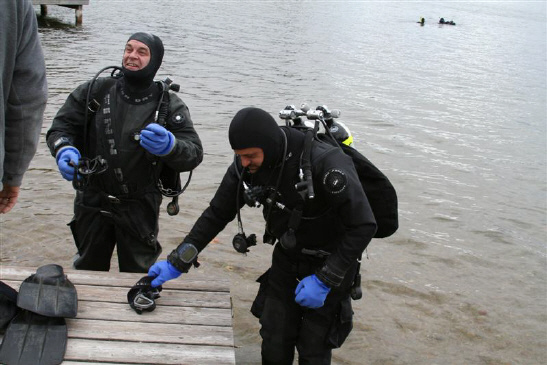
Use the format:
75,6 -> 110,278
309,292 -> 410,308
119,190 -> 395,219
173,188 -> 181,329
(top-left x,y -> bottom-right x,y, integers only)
343,135 -> 354,146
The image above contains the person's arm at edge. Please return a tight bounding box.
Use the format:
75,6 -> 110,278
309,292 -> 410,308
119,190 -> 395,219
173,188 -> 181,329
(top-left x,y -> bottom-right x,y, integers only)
2,0 -> 47,191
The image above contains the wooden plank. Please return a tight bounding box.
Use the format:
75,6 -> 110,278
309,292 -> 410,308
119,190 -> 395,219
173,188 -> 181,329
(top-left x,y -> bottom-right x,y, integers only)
2,280 -> 231,309
0,266 -> 230,292
61,363 -> 121,365
32,0 -> 89,5
76,301 -> 232,327
93,285 -> 231,308
64,338 -> 235,364
0,320 -> 233,348
67,318 -> 233,347
62,363 -> 127,365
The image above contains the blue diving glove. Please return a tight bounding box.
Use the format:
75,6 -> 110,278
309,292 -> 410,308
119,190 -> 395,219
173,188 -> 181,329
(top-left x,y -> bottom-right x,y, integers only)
148,260 -> 182,288
56,147 -> 81,181
295,274 -> 331,308
139,123 -> 175,156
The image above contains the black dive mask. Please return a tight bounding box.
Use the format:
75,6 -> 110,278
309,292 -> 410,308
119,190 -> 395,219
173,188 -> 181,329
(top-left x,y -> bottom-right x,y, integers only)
127,276 -> 162,315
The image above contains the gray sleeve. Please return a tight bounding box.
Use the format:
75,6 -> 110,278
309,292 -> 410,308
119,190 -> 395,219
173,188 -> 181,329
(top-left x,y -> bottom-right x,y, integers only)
2,0 -> 48,187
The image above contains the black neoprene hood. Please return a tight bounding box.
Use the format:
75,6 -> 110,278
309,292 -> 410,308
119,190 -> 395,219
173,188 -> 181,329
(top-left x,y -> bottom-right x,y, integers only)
228,107 -> 284,168
122,32 -> 164,89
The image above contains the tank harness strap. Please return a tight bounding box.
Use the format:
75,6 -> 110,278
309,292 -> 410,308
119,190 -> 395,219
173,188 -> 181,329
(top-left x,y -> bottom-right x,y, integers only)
279,128 -> 316,252
84,66 -> 122,157
87,77 -> 116,114
295,128 -> 316,200
350,255 -> 363,300
155,83 -> 170,127
85,77 -> 118,153
97,84 -> 130,195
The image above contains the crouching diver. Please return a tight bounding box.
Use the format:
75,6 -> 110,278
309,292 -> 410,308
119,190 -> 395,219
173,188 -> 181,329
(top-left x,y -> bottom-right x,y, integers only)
148,107 -> 377,364
46,32 -> 203,273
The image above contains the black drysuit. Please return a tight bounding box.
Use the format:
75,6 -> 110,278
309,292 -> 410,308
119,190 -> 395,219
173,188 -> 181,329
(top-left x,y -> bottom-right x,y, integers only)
47,77 -> 203,272
182,127 -> 376,364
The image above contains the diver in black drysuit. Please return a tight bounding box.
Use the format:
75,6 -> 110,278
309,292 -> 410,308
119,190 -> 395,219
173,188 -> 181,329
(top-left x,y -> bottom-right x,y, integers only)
149,107 -> 376,364
46,33 -> 203,272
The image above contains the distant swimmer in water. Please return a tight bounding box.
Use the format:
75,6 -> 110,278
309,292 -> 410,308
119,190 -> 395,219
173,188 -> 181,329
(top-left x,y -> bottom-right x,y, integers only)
439,17 -> 456,25
417,17 -> 425,26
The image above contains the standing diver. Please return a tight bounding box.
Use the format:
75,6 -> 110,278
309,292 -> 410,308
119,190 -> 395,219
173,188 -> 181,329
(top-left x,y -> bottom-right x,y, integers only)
46,33 -> 203,273
147,107 -> 377,364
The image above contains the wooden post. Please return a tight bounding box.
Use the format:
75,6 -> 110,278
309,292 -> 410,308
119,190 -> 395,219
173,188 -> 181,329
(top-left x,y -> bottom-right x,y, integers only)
32,1 -> 89,26
75,5 -> 83,25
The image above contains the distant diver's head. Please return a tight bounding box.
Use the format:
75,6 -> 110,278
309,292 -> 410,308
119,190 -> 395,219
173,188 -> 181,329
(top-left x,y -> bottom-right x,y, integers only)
122,32 -> 164,89
229,107 -> 284,173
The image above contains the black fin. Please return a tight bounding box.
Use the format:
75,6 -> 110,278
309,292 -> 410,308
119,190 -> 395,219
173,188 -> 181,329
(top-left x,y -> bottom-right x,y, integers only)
0,310 -> 67,365
0,281 -> 19,332
17,264 -> 78,318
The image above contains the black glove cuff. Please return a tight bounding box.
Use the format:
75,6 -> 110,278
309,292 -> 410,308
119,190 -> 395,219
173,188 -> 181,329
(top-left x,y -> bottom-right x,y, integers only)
315,263 -> 345,288
167,242 -> 199,273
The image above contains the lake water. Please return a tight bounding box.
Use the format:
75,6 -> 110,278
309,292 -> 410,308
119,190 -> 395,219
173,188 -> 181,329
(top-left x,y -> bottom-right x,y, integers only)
30,0 -> 547,364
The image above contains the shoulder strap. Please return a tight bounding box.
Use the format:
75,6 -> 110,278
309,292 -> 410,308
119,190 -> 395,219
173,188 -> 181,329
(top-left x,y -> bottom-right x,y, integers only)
87,77 -> 118,116
155,84 -> 170,127
295,128 -> 316,200
83,66 -> 122,156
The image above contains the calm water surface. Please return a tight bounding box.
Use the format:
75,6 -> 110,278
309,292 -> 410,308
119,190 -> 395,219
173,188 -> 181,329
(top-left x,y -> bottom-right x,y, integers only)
35,1 -> 546,363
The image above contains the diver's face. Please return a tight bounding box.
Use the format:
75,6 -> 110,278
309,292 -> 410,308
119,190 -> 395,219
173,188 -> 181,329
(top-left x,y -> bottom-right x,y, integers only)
123,40 -> 151,71
235,147 -> 264,174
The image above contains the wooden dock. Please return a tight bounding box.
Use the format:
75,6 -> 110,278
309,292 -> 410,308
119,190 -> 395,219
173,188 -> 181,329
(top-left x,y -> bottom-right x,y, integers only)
0,265 -> 236,364
32,0 -> 90,25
